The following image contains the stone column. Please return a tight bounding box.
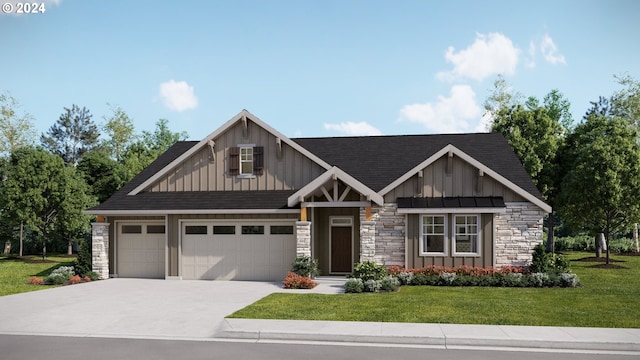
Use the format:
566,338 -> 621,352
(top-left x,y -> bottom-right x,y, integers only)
295,221 -> 311,258
91,222 -> 110,280
360,221 -> 376,262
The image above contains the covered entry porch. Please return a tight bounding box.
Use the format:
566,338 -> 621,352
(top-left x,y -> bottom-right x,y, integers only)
288,167 -> 383,275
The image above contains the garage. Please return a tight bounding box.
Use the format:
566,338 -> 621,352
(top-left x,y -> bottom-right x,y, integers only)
181,221 -> 296,281
117,222 -> 165,279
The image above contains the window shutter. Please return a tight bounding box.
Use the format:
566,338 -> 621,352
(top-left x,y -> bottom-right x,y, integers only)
253,146 -> 264,175
229,147 -> 239,175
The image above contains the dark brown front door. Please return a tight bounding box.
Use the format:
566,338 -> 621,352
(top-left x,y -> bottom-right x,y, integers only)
331,226 -> 352,273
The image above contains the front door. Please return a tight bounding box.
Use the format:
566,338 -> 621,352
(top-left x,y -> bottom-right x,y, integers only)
330,217 -> 353,273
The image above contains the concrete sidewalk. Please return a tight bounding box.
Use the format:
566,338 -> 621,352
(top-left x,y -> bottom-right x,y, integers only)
217,319 -> 640,353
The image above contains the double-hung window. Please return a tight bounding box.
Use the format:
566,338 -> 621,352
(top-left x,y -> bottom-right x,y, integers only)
240,146 -> 253,175
420,215 -> 446,255
453,215 -> 480,255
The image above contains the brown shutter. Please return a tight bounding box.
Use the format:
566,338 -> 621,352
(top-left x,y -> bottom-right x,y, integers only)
229,147 -> 239,175
253,146 -> 264,175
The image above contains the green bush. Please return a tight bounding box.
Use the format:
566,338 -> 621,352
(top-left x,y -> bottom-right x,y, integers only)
74,238 -> 92,276
530,243 -> 571,273
351,260 -> 387,281
380,276 -> 400,292
45,266 -> 75,285
363,279 -> 382,292
291,256 -> 320,278
553,236 -> 636,253
396,272 -> 414,285
85,271 -> 101,281
344,278 -> 364,293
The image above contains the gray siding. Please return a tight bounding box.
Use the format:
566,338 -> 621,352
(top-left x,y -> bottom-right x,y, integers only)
148,120 -> 325,193
406,213 -> 493,268
384,155 -> 526,202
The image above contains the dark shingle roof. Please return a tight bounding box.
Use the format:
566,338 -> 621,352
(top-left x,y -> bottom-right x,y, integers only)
89,131 -> 543,213
292,132 -> 543,200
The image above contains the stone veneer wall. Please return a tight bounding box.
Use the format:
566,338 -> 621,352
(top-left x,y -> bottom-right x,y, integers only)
91,222 -> 110,280
295,221 -> 311,258
359,221 -> 376,262
360,204 -> 405,266
494,202 -> 546,267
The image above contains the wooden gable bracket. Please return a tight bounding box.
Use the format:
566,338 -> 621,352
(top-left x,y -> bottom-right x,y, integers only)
208,140 -> 215,163
476,169 -> 484,194
275,137 -> 282,159
416,170 -> 423,195
446,150 -> 453,175
241,114 -> 248,138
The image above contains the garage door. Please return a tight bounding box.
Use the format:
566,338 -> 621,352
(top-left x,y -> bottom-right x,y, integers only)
117,223 -> 165,279
181,221 -> 296,281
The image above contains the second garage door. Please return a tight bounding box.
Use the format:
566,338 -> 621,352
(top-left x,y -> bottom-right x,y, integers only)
181,221 -> 296,281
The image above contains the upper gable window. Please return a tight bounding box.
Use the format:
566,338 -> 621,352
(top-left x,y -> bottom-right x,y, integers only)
229,145 -> 264,177
240,146 -> 253,175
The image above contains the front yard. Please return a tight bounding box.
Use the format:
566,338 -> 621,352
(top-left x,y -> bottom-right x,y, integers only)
0,255 -> 76,296
229,252 -> 640,328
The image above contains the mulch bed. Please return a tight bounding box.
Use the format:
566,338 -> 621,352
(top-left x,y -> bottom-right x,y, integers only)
574,257 -> 624,263
587,263 -> 628,269
574,256 -> 629,269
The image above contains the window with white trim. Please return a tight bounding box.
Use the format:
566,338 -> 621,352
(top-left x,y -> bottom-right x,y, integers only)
240,146 -> 253,175
453,215 -> 480,255
420,215 -> 446,255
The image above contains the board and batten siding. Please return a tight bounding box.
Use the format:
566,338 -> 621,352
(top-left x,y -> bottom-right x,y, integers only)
147,120 -> 325,193
406,213 -> 493,268
383,154 -> 525,203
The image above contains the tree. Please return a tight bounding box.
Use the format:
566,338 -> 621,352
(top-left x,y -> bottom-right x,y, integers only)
558,105 -> 640,264
78,150 -> 128,203
3,147 -> 92,259
121,118 -> 188,179
544,89 -> 574,132
0,92 -> 36,157
483,75 -> 522,125
102,104 -> 136,162
41,105 -> 100,165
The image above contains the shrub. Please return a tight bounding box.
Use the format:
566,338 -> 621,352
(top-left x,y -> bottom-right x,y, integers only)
83,276 -> 92,282
530,243 -> 571,274
387,265 -> 404,275
530,272 -> 550,287
352,260 -> 387,281
344,278 -> 364,293
85,271 -> 101,281
438,272 -> 457,286
363,279 -> 382,292
396,272 -> 414,286
27,276 -> 44,285
69,275 -> 82,284
560,273 -> 581,288
379,276 -> 400,292
45,266 -> 75,285
291,256 -> 320,278
74,238 -> 92,277
282,272 -> 317,289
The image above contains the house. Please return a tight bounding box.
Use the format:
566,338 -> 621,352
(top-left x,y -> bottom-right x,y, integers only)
86,110 -> 551,281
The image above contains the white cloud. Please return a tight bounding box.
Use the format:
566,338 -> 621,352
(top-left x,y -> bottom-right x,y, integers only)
540,34 -> 566,65
436,33 -> 521,82
159,80 -> 198,111
399,85 -> 483,133
323,121 -> 382,136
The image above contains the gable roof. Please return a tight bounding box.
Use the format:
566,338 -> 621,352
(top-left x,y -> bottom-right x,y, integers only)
292,132 -> 544,199
127,109 -> 332,195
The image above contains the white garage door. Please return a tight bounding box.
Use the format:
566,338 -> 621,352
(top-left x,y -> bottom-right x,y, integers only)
117,223 -> 165,279
181,221 -> 296,281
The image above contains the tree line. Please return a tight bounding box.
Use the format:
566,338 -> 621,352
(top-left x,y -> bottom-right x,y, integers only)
0,98 -> 187,258
2,74 -> 639,263
485,73 -> 640,264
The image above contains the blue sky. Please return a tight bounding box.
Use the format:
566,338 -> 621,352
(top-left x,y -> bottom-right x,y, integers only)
1,0 -> 639,141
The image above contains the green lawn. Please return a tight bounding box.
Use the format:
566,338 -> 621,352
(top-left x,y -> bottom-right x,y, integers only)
229,252 -> 640,328
0,255 -> 76,296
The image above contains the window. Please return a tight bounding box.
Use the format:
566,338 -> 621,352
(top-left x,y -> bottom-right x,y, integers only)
213,225 -> 236,235
420,215 -> 446,255
240,146 -> 253,175
121,225 -> 142,234
453,215 -> 480,255
270,225 -> 293,235
241,225 -> 264,235
146,225 -> 165,234
185,225 -> 208,235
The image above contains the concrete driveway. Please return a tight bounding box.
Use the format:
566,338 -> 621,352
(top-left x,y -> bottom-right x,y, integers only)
0,278 -> 300,339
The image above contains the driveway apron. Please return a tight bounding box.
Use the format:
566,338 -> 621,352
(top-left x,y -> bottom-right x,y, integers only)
0,279 -> 283,339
